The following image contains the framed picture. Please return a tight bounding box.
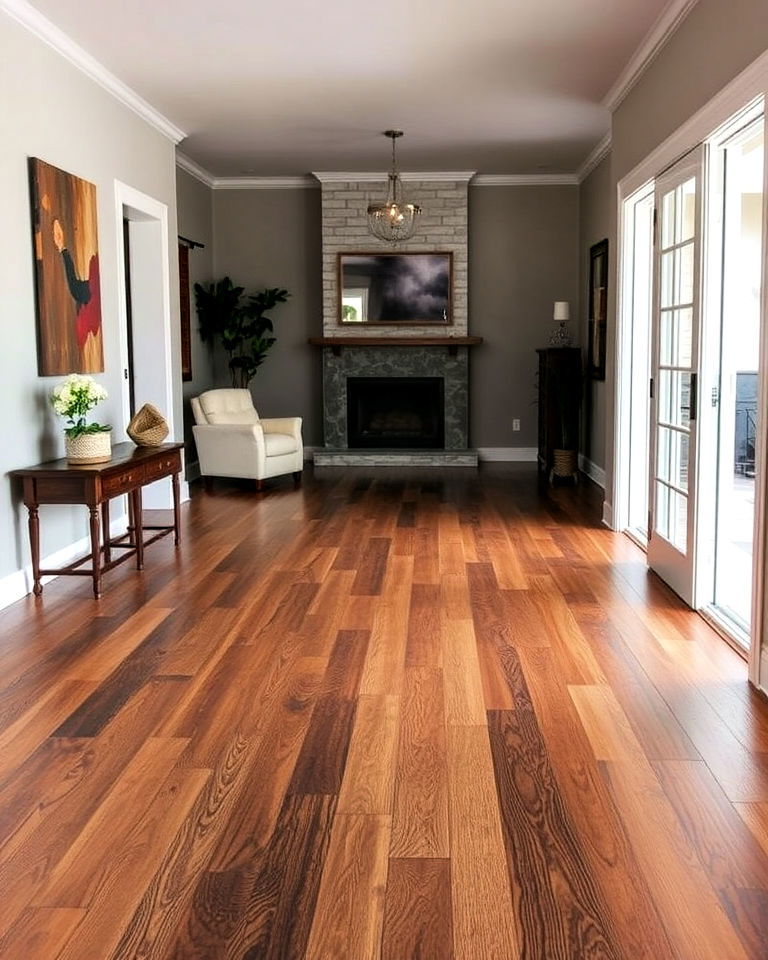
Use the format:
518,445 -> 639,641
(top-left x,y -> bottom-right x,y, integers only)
587,238 -> 608,380
29,158 -> 104,375
338,252 -> 452,325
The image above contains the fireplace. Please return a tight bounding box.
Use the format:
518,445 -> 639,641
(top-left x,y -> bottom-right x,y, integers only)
347,377 -> 445,449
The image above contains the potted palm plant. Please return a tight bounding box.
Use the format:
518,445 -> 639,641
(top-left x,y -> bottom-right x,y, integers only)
194,277 -> 289,389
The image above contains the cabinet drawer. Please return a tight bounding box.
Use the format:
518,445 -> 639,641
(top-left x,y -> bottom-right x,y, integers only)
145,453 -> 179,480
102,470 -> 139,498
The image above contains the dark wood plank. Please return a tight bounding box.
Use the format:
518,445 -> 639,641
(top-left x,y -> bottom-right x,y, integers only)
381,858 -> 453,960
488,704 -> 621,959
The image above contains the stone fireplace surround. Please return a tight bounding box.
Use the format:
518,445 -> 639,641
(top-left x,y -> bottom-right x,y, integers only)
312,171 -> 477,466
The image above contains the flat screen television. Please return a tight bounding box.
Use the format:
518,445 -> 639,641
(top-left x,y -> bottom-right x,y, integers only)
339,252 -> 452,325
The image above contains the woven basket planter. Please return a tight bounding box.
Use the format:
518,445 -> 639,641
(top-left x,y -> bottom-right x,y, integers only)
127,403 -> 169,447
552,448 -> 577,477
65,430 -> 112,465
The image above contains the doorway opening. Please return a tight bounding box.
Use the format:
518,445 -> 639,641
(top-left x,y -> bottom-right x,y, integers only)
114,181 -> 176,510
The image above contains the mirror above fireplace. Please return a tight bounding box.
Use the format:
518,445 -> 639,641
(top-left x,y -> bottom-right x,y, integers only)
339,252 -> 452,325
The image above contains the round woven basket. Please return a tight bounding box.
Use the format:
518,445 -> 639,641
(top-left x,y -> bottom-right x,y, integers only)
552,448 -> 577,477
127,403 -> 169,447
65,430 -> 112,465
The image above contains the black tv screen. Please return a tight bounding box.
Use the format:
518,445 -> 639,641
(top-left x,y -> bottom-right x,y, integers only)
339,252 -> 452,325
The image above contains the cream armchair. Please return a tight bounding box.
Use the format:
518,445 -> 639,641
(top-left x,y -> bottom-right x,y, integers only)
191,389 -> 303,491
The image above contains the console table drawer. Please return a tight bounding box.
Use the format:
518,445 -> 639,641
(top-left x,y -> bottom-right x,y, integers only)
102,471 -> 140,498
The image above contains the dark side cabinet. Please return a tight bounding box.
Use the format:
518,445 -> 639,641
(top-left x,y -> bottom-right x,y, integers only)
536,348 -> 581,479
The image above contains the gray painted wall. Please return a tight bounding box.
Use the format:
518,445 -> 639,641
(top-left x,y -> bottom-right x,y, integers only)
613,0 -> 768,183
578,156 -> 611,470
177,169 -> 215,467
212,188 -> 323,446
200,183 -> 581,452
1,12 -> 181,587
468,184 -> 580,449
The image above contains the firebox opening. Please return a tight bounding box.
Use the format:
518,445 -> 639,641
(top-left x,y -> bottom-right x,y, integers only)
347,377 -> 445,449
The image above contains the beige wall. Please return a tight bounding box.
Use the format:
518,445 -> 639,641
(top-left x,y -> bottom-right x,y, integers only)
1,12 -> 180,590
176,169 -> 215,467
578,156 -> 611,470
468,184 -> 580,449
212,188 -> 324,445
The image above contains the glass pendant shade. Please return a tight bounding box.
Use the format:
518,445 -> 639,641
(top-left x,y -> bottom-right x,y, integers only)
367,131 -> 422,243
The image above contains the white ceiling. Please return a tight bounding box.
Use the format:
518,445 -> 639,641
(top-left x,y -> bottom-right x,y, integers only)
28,0 -> 677,176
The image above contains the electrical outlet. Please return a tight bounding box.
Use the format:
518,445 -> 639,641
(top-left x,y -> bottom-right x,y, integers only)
512,418 -> 521,432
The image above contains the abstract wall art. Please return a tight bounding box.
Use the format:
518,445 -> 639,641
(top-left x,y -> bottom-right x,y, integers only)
30,158 -> 103,375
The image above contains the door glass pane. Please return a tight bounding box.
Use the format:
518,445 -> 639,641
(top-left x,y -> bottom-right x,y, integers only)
662,190 -> 676,248
658,371 -> 692,427
679,243 -> 695,304
680,178 -> 696,241
661,251 -> 675,308
659,308 -> 693,366
670,488 -> 688,551
711,121 -> 764,639
657,427 -> 689,490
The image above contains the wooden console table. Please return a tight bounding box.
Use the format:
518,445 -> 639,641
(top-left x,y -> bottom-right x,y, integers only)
11,442 -> 184,599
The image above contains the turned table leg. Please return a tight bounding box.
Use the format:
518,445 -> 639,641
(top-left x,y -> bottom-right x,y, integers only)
132,488 -> 145,570
101,499 -> 111,564
28,503 -> 42,597
171,471 -> 181,546
88,505 -> 102,598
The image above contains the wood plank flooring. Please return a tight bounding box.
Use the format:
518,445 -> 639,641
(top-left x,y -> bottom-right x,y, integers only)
1,464 -> 768,959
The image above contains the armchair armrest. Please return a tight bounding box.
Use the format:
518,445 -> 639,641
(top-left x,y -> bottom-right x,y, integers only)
192,422 -> 266,478
260,416 -> 302,438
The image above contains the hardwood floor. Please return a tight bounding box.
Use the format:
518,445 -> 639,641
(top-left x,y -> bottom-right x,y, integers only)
1,464 -> 768,959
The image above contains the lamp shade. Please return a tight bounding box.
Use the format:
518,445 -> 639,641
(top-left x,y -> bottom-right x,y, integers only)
553,301 -> 570,321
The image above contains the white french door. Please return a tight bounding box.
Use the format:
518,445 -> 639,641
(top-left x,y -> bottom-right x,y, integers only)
647,147 -> 705,605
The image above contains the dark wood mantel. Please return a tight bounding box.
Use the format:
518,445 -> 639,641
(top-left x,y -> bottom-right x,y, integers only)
308,336 -> 483,357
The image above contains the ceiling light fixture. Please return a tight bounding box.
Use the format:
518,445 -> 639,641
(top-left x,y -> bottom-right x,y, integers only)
367,130 -> 421,243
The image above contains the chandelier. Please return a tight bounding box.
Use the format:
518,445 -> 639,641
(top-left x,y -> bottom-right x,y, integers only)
367,130 -> 422,243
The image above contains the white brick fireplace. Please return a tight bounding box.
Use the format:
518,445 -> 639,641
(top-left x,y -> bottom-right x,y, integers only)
311,171 -> 479,465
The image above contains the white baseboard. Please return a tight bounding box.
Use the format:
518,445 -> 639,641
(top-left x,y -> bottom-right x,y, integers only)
477,447 -> 538,462
758,646 -> 768,694
578,454 -> 606,489
601,500 -> 615,530
0,513 -> 129,612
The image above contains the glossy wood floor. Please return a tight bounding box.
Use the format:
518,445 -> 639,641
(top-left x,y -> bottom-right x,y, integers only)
2,465 -> 768,959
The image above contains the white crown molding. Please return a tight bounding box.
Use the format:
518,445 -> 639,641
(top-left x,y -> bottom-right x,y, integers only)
1,0 -> 186,144
313,171 -> 477,184
472,173 -> 579,186
176,152 -> 215,187
178,160 -> 582,190
217,175 -> 318,190
176,155 -> 317,189
576,132 -> 612,183
603,0 -> 700,112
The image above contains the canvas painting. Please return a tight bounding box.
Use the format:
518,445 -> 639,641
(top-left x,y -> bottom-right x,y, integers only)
30,158 -> 103,375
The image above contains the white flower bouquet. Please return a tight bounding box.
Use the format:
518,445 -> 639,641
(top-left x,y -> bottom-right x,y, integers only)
51,374 -> 110,439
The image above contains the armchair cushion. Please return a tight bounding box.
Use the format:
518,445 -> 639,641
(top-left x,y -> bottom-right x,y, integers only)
206,409 -> 259,425
197,388 -> 259,425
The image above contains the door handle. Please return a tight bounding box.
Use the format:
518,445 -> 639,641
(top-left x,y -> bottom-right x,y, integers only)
689,373 -> 698,422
